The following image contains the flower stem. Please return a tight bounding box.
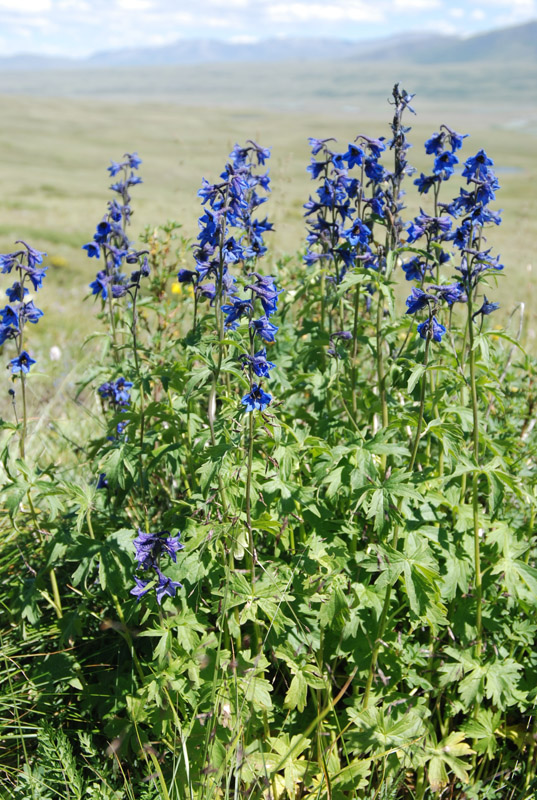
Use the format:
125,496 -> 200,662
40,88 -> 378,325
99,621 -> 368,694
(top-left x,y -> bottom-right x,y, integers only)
363,332 -> 430,708
375,289 -> 389,472
467,296 -> 482,657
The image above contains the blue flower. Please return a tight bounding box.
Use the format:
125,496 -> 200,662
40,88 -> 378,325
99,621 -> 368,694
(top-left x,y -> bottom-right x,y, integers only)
402,257 -> 427,282
244,348 -> 275,378
127,152 -> 142,169
434,283 -> 467,305
177,269 -> 198,284
433,151 -> 458,179
83,242 -> 101,259
18,242 -> 46,268
26,267 -> 48,291
98,376 -> 133,407
472,296 -> 499,320
0,253 -> 19,274
221,298 -> 253,328
241,384 -> 272,412
406,288 -> 436,315
250,316 -> 278,343
424,132 -> 445,156
10,351 -> 36,374
22,301 -> 43,324
417,316 -> 446,343
130,576 -> 152,601
107,161 -> 123,177
245,273 -> 282,317
462,149 -> 494,180
308,137 -> 336,155
155,570 -> 182,605
343,143 -> 364,168
94,221 -> 112,243
358,135 -> 386,157
0,325 -> 18,345
0,305 -> 20,329
414,173 -> 439,195
89,271 -> 110,300
133,529 -> 184,570
6,282 -> 28,302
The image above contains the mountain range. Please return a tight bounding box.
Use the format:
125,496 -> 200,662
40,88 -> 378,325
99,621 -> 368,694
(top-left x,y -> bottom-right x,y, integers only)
0,20 -> 535,71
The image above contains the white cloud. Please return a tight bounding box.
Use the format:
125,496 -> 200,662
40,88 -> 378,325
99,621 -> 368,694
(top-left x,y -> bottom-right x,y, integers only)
392,0 -> 441,8
205,0 -> 250,6
116,0 -> 153,9
0,0 -> 50,10
57,0 -> 89,8
266,2 -> 384,24
449,7 -> 465,17
471,8 -> 485,19
229,34 -> 259,43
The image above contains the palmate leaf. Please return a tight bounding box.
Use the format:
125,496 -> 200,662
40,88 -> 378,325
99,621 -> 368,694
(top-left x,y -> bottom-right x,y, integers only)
461,709 -> 501,758
70,528 -> 134,593
439,647 -> 526,710
284,671 -> 307,713
347,706 -> 425,757
425,731 -> 474,792
491,542 -> 537,606
376,532 -> 445,623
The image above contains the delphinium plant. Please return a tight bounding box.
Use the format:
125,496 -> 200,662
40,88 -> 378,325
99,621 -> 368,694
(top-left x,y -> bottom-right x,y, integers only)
1,88 -> 537,800
0,241 -> 47,457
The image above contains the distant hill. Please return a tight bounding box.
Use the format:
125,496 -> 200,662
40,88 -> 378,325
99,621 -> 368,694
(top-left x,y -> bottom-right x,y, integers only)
0,21 -> 535,71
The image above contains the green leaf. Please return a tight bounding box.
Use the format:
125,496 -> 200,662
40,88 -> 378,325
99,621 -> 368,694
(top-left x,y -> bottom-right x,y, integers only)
407,363 -> 427,393
284,671 -> 307,713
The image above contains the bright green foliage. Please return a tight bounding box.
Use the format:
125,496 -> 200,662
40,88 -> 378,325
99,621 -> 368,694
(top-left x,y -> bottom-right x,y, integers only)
1,93 -> 537,800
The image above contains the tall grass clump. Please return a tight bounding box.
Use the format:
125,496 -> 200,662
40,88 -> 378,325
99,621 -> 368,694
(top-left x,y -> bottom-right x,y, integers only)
1,85 -> 536,800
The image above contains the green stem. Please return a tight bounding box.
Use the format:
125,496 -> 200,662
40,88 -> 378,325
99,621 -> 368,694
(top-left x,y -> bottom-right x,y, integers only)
131,290 -> 148,530
351,285 -> 361,415
19,372 -> 27,460
467,297 -> 482,658
111,592 -> 145,683
26,491 -> 63,619
363,333 -> 430,708
376,289 -> 388,473
245,411 -> 262,653
409,335 -> 431,471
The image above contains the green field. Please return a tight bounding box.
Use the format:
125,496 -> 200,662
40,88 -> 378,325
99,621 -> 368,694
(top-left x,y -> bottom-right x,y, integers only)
0,60 -> 536,361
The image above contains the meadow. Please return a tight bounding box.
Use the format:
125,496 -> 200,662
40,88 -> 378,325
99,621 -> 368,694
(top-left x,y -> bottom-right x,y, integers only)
0,58 -> 536,361
0,72 -> 537,799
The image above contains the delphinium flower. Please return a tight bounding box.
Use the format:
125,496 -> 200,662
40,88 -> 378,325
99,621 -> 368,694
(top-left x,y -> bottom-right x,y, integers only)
189,140 -> 273,320
98,376 -> 133,438
403,131 -> 502,350
384,84 -> 417,249
408,122 -> 469,286
417,316 -> 446,343
0,241 -> 47,454
130,529 -> 184,604
303,122 -> 393,347
189,141 -> 278,415
83,153 -> 150,336
0,241 -> 47,373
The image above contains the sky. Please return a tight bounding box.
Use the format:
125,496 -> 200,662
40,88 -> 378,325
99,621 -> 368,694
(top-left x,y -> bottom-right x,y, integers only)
0,0 -> 535,58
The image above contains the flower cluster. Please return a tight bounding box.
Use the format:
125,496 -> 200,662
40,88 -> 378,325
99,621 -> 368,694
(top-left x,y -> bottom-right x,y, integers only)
304,133 -> 387,288
0,241 -> 47,377
98,376 -> 132,437
384,85 -> 417,247
187,141 -> 279,413
84,153 -> 150,303
179,140 -> 273,308
403,125 -> 502,343
130,529 -> 183,604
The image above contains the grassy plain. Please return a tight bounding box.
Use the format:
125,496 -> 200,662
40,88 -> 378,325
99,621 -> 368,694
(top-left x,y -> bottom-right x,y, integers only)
0,58 -> 535,371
